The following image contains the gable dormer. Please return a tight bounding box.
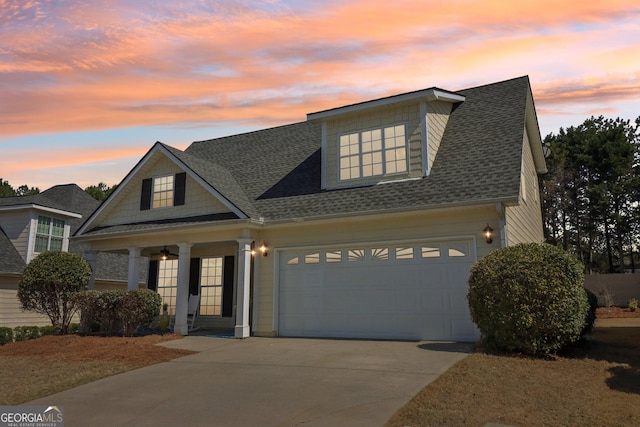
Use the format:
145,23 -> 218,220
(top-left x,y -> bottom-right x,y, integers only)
307,88 -> 465,190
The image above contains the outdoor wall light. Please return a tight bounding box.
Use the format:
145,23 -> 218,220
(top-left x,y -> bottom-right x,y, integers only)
483,225 -> 494,244
250,242 -> 269,257
160,246 -> 170,260
258,242 -> 269,257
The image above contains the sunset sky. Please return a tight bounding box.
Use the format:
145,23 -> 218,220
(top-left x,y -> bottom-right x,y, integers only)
1,0 -> 639,190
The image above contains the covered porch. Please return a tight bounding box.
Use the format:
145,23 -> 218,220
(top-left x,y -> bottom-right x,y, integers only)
78,226 -> 264,339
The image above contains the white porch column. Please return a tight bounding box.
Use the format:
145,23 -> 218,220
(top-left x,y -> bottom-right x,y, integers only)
84,250 -> 98,290
127,247 -> 142,290
174,243 -> 192,336
235,239 -> 253,338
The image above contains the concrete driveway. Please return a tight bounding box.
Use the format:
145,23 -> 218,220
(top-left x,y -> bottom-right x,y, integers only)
29,336 -> 471,426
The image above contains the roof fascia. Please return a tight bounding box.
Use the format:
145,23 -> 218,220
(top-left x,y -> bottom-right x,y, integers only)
77,142 -> 165,236
0,204 -> 82,218
306,88 -> 465,121
158,144 -> 248,219
76,142 -> 249,236
525,86 -> 548,174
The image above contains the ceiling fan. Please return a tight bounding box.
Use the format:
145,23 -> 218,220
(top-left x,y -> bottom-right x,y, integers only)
153,246 -> 178,260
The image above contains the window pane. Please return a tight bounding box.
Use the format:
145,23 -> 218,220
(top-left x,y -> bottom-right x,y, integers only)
157,259 -> 178,314
422,247 -> 441,258
395,247 -> 414,260
348,249 -> 365,262
304,253 -> 320,264
325,250 -> 342,263
35,235 -> 48,252
200,257 -> 223,317
371,247 -> 389,261
152,175 -> 175,209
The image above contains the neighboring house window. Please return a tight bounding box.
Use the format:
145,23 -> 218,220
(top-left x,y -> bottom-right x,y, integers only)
140,172 -> 186,210
339,124 -> 408,181
199,257 -> 224,316
153,174 -> 174,208
157,259 -> 178,314
34,216 -> 65,252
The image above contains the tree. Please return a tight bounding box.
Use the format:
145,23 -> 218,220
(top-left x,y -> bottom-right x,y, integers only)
18,251 -> 92,334
84,182 -> 117,201
0,178 -> 40,197
541,116 -> 640,273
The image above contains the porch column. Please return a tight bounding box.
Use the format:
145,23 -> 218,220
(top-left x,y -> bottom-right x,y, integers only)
84,250 -> 98,290
235,239 -> 253,338
127,247 -> 142,290
174,242 -> 192,336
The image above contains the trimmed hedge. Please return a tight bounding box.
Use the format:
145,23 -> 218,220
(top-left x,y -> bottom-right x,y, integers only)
76,288 -> 161,336
13,326 -> 41,342
0,327 -> 12,346
467,242 -> 588,356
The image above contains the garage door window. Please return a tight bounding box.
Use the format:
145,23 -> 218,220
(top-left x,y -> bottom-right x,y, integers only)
305,253 -> 320,264
395,247 -> 414,260
371,247 -> 389,261
422,246 -> 441,258
348,249 -> 365,262
326,250 -> 342,263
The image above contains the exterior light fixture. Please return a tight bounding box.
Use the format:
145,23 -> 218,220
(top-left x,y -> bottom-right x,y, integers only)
259,242 -> 268,257
250,242 -> 269,257
483,225 -> 494,244
160,246 -> 170,260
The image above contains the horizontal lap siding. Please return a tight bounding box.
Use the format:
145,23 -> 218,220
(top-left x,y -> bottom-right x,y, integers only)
505,132 -> 544,245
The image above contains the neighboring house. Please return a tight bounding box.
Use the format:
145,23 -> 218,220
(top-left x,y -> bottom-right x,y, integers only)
75,76 -> 546,341
0,184 -> 145,328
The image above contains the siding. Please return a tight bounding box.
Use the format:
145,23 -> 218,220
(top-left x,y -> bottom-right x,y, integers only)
427,101 -> 452,172
324,103 -> 423,188
0,211 -> 31,261
505,131 -> 544,245
251,205 -> 500,336
93,153 -> 232,227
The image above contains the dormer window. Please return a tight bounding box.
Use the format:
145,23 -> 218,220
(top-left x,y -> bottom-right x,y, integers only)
35,215 -> 65,252
153,174 -> 174,208
339,124 -> 407,181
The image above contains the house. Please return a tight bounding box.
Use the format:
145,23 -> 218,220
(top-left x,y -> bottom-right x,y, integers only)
74,76 -> 546,341
0,184 -> 145,328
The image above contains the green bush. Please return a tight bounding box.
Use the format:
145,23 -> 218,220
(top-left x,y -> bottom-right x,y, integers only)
39,325 -> 56,336
467,243 -> 588,356
13,326 -> 41,342
18,251 -> 91,334
75,288 -> 161,336
0,327 -> 13,345
581,288 -> 598,337
629,298 -> 638,312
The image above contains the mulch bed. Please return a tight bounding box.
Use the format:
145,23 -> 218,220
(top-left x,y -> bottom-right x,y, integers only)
0,334 -> 194,367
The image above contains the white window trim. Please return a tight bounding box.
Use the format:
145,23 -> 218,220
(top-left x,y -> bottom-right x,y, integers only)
337,122 -> 409,183
152,174 -> 175,209
27,215 -> 70,262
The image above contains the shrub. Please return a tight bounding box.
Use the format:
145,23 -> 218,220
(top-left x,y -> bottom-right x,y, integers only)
0,327 -> 13,345
629,298 -> 638,312
18,251 -> 92,334
581,288 -> 598,337
39,325 -> 56,336
13,326 -> 41,342
75,288 -> 161,336
467,243 -> 588,356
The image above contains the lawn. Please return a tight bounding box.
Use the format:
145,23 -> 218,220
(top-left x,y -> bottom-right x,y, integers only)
385,308 -> 640,427
2,309 -> 639,426
0,334 -> 195,405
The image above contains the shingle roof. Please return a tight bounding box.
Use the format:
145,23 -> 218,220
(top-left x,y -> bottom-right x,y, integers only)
184,76 -> 529,220
0,227 -> 26,274
78,76 -> 534,237
0,185 -> 141,281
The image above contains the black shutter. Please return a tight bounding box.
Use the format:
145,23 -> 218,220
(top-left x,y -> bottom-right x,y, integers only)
147,260 -> 159,291
222,256 -> 235,317
174,172 -> 186,206
140,178 -> 152,210
189,258 -> 200,296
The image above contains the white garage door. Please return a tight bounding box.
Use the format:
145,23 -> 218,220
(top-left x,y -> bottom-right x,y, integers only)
278,240 -> 479,341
